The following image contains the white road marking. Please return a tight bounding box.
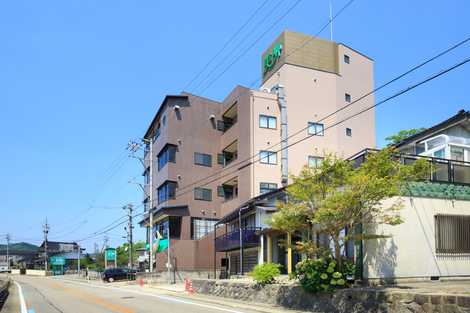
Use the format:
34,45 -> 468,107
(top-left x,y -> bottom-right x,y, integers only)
50,277 -> 247,313
14,281 -> 28,313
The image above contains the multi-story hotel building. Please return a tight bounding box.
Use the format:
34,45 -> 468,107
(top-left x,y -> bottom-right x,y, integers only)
139,30 -> 376,278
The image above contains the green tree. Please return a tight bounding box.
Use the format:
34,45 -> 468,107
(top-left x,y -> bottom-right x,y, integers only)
116,241 -> 146,267
385,128 -> 426,145
269,148 -> 431,270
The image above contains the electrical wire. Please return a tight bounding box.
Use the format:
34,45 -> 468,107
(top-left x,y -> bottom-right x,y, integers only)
173,34 -> 470,195
182,0 -> 271,91
174,57 -> 470,198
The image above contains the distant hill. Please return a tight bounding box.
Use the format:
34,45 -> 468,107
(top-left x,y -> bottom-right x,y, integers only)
0,242 -> 38,254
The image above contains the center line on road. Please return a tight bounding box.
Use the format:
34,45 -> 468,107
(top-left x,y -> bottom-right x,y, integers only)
52,278 -> 247,313
14,281 -> 28,313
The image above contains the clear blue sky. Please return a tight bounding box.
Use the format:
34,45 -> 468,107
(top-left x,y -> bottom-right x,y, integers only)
1,0 -> 469,251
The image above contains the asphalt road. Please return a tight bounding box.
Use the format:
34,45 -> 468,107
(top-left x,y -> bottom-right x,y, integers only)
11,276 -> 253,313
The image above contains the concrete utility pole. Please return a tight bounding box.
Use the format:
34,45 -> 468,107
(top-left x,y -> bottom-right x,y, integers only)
124,204 -> 134,269
43,219 -> 49,273
6,234 -> 10,272
77,243 -> 81,275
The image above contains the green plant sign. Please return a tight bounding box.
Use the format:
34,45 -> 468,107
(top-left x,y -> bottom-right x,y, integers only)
263,43 -> 282,75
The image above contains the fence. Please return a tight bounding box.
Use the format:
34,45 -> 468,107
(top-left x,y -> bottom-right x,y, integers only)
0,279 -> 10,311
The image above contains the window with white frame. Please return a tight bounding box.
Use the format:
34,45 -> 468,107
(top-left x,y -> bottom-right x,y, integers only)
345,93 -> 351,103
259,115 -> 277,129
194,152 -> 212,167
308,156 -> 323,168
260,182 -> 277,194
194,187 -> 212,201
260,150 -> 277,165
308,122 -> 324,136
191,218 -> 217,240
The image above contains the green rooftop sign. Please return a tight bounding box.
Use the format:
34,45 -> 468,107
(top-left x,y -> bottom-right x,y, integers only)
263,43 -> 282,75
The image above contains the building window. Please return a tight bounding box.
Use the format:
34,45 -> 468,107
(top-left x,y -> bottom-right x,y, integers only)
194,152 -> 212,167
346,128 -> 352,137
259,115 -> 277,129
450,146 -> 464,161
260,182 -> 277,194
345,93 -> 351,103
435,215 -> 470,253
154,216 -> 182,239
194,187 -> 212,201
191,218 -> 217,240
157,181 -> 177,204
344,55 -> 350,64
157,144 -> 177,170
162,115 -> 166,126
308,156 -> 324,168
143,197 -> 150,212
144,168 -> 150,185
260,150 -> 277,165
308,122 -> 324,136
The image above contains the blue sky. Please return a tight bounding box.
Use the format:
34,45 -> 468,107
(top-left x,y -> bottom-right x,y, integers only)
1,0 -> 469,251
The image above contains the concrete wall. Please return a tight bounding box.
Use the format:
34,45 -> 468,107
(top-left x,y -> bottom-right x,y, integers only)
192,279 -> 470,313
364,196 -> 470,280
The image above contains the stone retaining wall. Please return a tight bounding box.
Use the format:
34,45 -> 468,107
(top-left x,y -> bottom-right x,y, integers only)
192,279 -> 470,313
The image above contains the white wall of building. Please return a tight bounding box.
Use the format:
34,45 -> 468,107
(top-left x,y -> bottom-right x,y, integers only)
364,196 -> 470,280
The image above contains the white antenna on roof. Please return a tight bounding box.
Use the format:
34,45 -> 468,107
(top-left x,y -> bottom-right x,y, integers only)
329,0 -> 334,41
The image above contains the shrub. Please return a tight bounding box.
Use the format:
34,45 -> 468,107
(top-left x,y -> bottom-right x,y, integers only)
249,263 -> 281,285
295,257 -> 355,293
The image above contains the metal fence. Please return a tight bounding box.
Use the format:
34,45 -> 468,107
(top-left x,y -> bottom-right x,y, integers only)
0,279 -> 10,310
435,214 -> 470,254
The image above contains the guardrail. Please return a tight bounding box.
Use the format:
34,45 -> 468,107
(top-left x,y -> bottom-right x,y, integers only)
0,279 -> 10,311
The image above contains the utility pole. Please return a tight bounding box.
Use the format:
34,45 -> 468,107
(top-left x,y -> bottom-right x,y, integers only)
124,204 -> 134,269
6,234 -> 10,272
43,219 -> 49,273
77,243 -> 81,275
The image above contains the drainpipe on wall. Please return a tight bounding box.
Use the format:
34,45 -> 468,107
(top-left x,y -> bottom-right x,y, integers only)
273,85 -> 288,187
149,138 -> 154,273
239,209 -> 243,275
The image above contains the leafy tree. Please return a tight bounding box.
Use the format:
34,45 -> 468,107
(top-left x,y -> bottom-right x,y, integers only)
269,148 -> 431,270
116,241 -> 146,267
385,128 -> 426,145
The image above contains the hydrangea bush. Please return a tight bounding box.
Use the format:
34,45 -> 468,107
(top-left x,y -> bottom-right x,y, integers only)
295,257 -> 355,293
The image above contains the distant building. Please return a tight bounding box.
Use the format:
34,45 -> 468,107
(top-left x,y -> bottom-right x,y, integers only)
36,241 -> 81,269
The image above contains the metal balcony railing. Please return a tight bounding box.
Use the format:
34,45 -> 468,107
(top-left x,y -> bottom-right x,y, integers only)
350,149 -> 470,185
215,227 -> 261,252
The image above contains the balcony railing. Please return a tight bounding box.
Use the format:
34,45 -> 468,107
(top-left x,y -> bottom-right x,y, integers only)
215,227 -> 261,252
351,149 -> 470,185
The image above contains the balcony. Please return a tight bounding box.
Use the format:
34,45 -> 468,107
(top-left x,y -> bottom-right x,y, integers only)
350,149 -> 470,185
218,102 -> 238,133
215,227 -> 261,252
220,140 -> 238,167
219,177 -> 238,202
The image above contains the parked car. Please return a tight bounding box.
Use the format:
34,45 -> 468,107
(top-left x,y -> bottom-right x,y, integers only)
102,268 -> 136,283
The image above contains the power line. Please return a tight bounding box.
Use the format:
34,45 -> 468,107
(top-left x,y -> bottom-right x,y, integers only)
246,0 -> 356,88
182,0 -> 271,91
190,0 -> 287,94
174,57 -> 470,198
196,0 -> 304,96
174,34 -> 470,195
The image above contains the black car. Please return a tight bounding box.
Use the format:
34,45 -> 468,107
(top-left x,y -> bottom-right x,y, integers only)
102,268 -> 136,282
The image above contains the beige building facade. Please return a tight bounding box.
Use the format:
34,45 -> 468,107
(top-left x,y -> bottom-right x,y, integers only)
140,30 -> 376,277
